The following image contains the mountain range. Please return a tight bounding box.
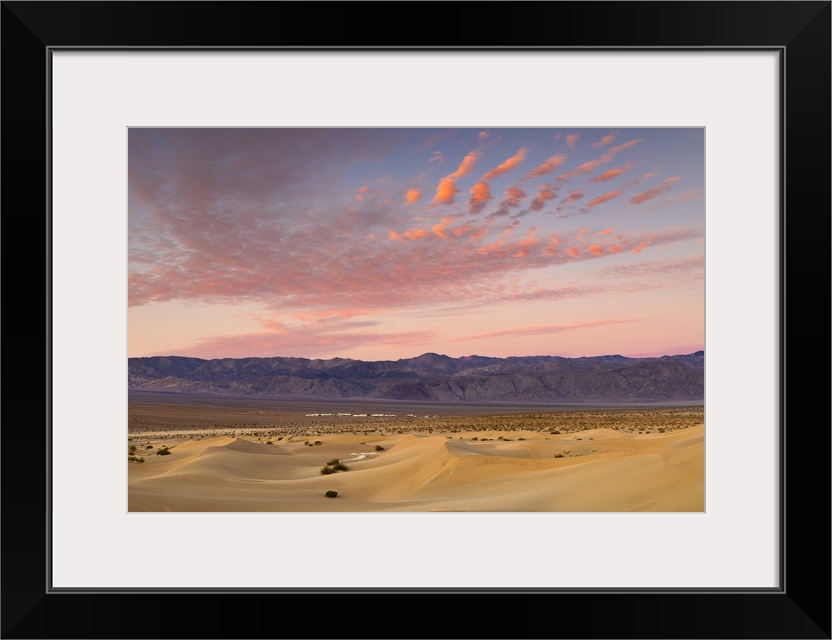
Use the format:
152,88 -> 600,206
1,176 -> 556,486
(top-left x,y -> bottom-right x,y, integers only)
128,351 -> 704,403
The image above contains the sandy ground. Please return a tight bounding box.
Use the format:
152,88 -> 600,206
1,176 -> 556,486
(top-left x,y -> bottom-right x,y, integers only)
128,424 -> 704,512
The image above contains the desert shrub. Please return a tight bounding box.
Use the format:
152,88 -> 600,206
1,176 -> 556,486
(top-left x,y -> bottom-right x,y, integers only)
320,466 -> 335,475
554,453 -> 565,458
325,490 -> 338,498
314,441 -> 322,445
517,438 -> 525,441
550,430 -> 561,435
146,445 -> 153,449
471,437 -> 478,441
277,437 -> 283,441
374,445 -> 385,452
129,445 -> 137,453
331,462 -> 349,472
156,446 -> 171,456
327,458 -> 340,466
266,441 -> 273,445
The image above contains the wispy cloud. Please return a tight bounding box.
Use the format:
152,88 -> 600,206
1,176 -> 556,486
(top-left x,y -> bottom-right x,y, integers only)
587,189 -> 623,207
481,148 -> 527,181
566,133 -> 581,149
527,184 -> 559,212
433,151 -> 479,204
592,161 -> 634,183
468,181 -> 492,214
591,131 -> 617,148
524,154 -> 567,180
629,177 -> 682,204
488,186 -> 527,218
448,318 -> 641,342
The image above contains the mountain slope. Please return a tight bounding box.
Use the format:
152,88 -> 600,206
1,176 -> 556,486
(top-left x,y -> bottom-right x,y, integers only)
128,351 -> 704,403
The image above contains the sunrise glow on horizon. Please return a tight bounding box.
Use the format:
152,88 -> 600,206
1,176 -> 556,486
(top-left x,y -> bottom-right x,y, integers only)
128,128 -> 704,361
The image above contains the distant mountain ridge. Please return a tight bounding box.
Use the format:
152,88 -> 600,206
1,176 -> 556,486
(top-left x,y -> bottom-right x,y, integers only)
128,351 -> 704,403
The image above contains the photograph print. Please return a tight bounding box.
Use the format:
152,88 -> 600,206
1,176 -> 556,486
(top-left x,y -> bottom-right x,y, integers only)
128,127 -> 704,512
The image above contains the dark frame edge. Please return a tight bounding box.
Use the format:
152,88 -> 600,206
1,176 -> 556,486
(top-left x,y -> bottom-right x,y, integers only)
2,1 -> 829,639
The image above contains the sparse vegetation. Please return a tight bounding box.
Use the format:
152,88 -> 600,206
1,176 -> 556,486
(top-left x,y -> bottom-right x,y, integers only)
156,446 -> 172,456
325,490 -> 338,498
320,459 -> 349,475
128,456 -> 145,464
375,445 -> 385,452
146,445 -> 153,449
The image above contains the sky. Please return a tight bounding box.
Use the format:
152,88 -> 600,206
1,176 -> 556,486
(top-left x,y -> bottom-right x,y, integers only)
128,128 -> 704,361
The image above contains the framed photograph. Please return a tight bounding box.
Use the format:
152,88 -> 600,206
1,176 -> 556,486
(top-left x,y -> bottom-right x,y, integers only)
3,2 -> 829,638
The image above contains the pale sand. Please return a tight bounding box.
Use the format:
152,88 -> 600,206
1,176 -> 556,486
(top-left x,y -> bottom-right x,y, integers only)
128,424 -> 703,512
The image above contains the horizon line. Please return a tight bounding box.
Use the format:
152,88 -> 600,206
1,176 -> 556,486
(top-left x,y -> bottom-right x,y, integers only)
128,349 -> 705,362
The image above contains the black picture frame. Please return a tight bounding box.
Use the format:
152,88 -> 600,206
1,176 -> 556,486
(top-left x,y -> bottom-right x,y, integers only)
2,2 -> 829,638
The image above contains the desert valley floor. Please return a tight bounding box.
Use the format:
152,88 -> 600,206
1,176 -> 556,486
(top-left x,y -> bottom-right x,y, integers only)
128,392 -> 704,512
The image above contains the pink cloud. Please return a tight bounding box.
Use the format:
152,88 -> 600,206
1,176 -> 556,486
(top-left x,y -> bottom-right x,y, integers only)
601,254 -> 704,279
524,154 -> 567,179
405,188 -> 422,204
433,177 -> 459,204
428,151 -> 444,165
632,241 -> 650,254
558,159 -> 602,181
468,180 -> 492,214
403,228 -> 430,240
566,133 -> 581,148
512,236 -> 540,258
629,177 -> 683,204
173,323 -> 439,359
588,244 -> 604,256
557,141 -> 640,183
601,138 -> 641,162
592,160 -> 634,183
587,189 -> 623,207
488,186 -> 527,218
448,318 -> 641,342
528,184 -> 559,212
624,171 -> 658,188
478,131 -> 489,140
431,217 -> 453,238
562,190 -> 584,205
433,152 -> 479,204
482,148 -> 527,181
591,131 -> 617,148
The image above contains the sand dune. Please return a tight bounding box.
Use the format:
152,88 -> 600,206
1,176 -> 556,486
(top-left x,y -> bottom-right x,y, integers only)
128,425 -> 703,512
